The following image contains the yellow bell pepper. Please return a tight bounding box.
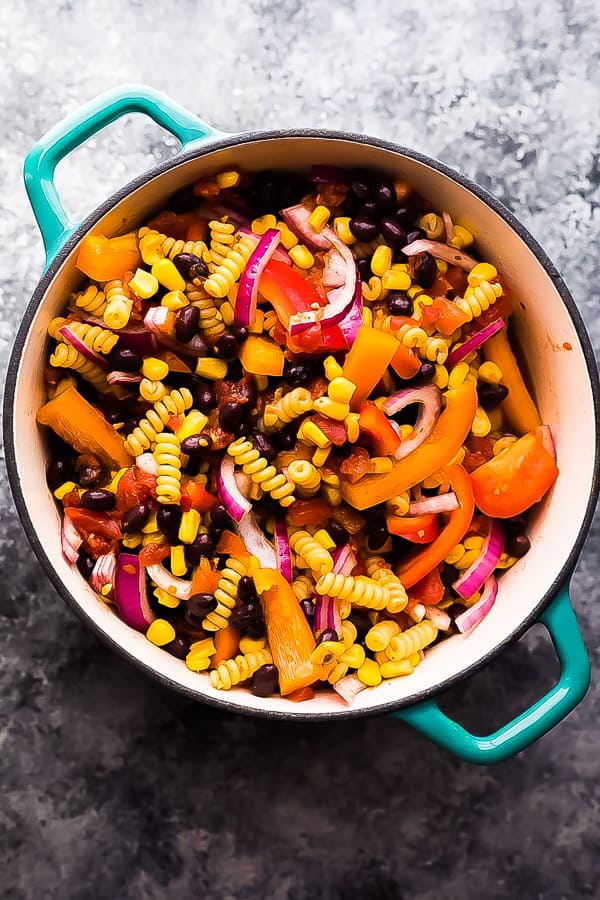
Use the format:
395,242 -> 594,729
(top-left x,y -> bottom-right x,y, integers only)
75,232 -> 141,282
238,335 -> 285,377
342,325 -> 400,408
483,328 -> 541,435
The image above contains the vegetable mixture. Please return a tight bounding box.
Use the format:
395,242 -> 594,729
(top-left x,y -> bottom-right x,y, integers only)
37,165 -> 559,704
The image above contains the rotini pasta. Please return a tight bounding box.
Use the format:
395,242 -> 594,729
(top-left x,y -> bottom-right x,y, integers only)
208,219 -> 236,265
228,438 -> 296,507
263,387 -> 313,428
103,280 -> 133,329
204,234 -> 255,299
290,531 -> 334,576
209,648 -> 273,690
315,573 -> 390,611
455,280 -> 503,322
124,387 -> 193,456
287,460 -> 322,497
138,226 -> 209,267
185,282 -> 225,339
365,557 -> 408,613
292,575 -> 315,601
154,432 -> 182,505
73,284 -> 107,316
417,335 -> 451,365
386,621 -> 438,660
203,556 -> 249,632
365,619 -> 401,652
49,342 -> 108,392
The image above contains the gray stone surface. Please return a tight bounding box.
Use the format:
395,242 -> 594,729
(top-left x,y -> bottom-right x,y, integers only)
1,1 -> 599,898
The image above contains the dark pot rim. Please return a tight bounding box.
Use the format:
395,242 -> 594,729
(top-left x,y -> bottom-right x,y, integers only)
4,128 -> 600,721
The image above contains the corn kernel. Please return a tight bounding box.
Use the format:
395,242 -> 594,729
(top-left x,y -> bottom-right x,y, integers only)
142,512 -> 159,534
195,358 -> 228,380
323,355 -> 344,381
408,284 -> 424,300
419,213 -> 444,239
436,259 -> 448,274
313,396 -> 349,421
310,445 -> 330,467
445,544 -> 466,565
146,619 -> 176,647
464,535 -> 485,551
468,262 -> 497,285
345,412 -> 360,443
185,654 -> 210,672
371,245 -> 393,277
380,659 -> 414,679
289,244 -> 315,269
368,456 -> 394,474
478,361 -> 503,384
170,544 -> 187,577
448,361 -> 470,389
451,224 -> 474,249
128,268 -> 159,299
341,620 -> 357,648
297,420 -> 330,448
357,658 -> 383,687
142,532 -> 163,546
328,376 -> 356,405
308,205 -> 331,232
122,533 -> 143,549
362,307 -> 373,327
248,308 -> 265,335
139,378 -> 167,403
340,644 -> 366,669
311,641 -> 345,665
239,636 -> 266,654
251,214 -> 277,235
382,268 -> 411,291
313,528 -> 336,551
139,233 -> 164,266
54,480 -> 78,500
472,406 -> 492,437
179,509 -> 201,544
176,411 -> 208,443
433,364 -> 449,389
276,221 -> 299,249
333,216 -> 356,245
151,259 -> 186,292
216,170 -> 240,189
220,300 -> 235,326
142,357 -> 169,381
154,587 -> 180,609
161,289 -> 189,311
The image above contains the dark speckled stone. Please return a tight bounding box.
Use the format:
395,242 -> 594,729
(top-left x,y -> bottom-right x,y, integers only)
1,1 -> 599,898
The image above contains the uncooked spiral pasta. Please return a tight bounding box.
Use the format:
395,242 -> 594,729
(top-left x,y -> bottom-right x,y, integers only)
287,460 -> 322,497
203,557 -> 249,632
185,282 -> 225,339
208,219 -> 236,265
124,387 -> 193,456
153,432 -> 182,505
138,227 -> 209,266
386,621 -> 438,661
228,438 -> 296,507
72,285 -> 107,316
49,342 -> 108,392
203,234 -> 255,299
290,531 -> 334,576
209,648 -> 273,690
455,280 -> 503,322
263,387 -> 313,428
315,573 -> 390,610
103,280 -> 133,329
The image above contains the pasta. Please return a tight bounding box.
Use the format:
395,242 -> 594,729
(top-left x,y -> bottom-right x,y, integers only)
228,438 -> 296,507
153,432 -> 182,505
204,557 -> 249,632
124,387 -> 193,456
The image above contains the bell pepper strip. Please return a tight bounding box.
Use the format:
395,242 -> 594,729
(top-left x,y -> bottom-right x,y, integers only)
420,296 -> 469,336
216,529 -> 253,565
387,512 -> 440,543
341,380 -> 477,509
470,432 -> 558,518
391,343 -> 421,379
180,480 -> 218,513
358,402 -> 402,456
75,232 -> 140,282
238,335 -> 285,376
395,464 -> 475,588
258,259 -> 322,329
408,566 -> 445,606
211,625 -> 242,666
190,557 -> 221,595
287,686 -> 316,702
342,326 -> 400,408
483,328 -> 541,435
286,498 -> 333,528
254,568 -> 317,695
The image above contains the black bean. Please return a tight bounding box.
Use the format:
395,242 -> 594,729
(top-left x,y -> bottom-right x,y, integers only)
505,514 -> 528,535
477,382 -> 509,410
395,201 -> 419,227
349,609 -> 372,639
416,362 -> 436,382
285,363 -> 312,386
219,401 -> 246,432
76,551 -> 95,580
356,258 -> 370,281
172,252 -> 208,281
440,564 -> 460,588
350,176 -> 373,201
445,289 -> 456,300
226,358 -> 243,381
245,619 -> 266,640
108,347 -> 142,373
374,182 -> 396,213
414,252 -> 437,289
217,333 -> 239,360
349,216 -> 379,242
46,458 -> 70,490
230,325 -> 249,343
230,601 -> 264,636
80,489 -> 115,511
104,405 -> 124,425
193,381 -> 217,412
181,433 -> 211,456
250,433 -> 276,462
300,599 -> 315,623
406,227 -> 426,244
327,518 -> 349,548
506,534 -> 531,558
251,664 -> 279,697
247,169 -> 308,216
168,187 -> 198,213
380,217 -> 407,247
362,503 -> 387,522
316,627 -> 339,644
369,524 -> 389,551
357,200 -> 379,220
187,592 -> 217,621
185,533 -> 215,567
273,428 -> 295,452
238,575 -> 258,603
123,503 -> 150,533
387,290 -> 413,316
78,464 -> 104,488
167,635 -> 190,659
211,503 -> 233,529
175,305 -> 200,343
157,505 -> 182,543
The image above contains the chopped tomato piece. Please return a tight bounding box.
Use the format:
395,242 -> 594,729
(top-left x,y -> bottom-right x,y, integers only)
463,435 -> 494,473
312,413 -> 347,446
139,542 -> 170,567
286,499 -> 333,528
147,210 -> 198,241
115,467 -> 157,512
339,446 -> 370,484
420,296 -> 469,335
408,567 -> 444,605
181,480 -> 218,513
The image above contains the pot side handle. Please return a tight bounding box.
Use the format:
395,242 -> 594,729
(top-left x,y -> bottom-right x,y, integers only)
23,83 -> 226,267
394,583 -> 590,765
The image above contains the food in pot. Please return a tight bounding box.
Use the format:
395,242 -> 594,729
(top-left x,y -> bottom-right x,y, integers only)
36,165 -> 558,703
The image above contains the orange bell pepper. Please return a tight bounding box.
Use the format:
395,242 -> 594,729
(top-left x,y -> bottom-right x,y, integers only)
190,557 -> 221,595
483,328 -> 541,435
471,431 -> 558,518
391,343 -> 421,379
396,464 -> 475,588
342,325 -> 400,408
254,568 -> 317,695
420,296 -> 469,336
408,567 -> 445,605
387,512 -> 440,543
211,624 -> 242,666
180,480 -> 218,513
358,401 -> 402,456
341,380 -> 477,509
75,232 -> 140,282
238,335 -> 285,376
216,530 -> 252,565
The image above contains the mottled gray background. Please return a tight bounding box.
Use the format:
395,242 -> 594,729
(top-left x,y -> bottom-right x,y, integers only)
1,1 -> 599,898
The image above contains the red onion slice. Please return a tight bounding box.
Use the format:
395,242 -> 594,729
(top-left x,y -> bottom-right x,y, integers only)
453,519 -> 505,599
425,605 -> 452,631
61,514 -> 82,564
235,228 -> 282,327
383,384 -> 443,461
314,543 -> 357,637
59,325 -> 109,370
442,211 -> 454,244
107,371 -> 142,385
454,577 -> 498,633
238,228 -> 291,265
401,239 -> 478,271
147,563 -> 192,600
273,517 -> 292,583
217,455 -> 252,523
322,249 -> 347,288
446,318 -> 505,368
333,674 -> 368,704
337,276 -> 363,347
91,552 -> 117,597
238,514 -> 276,568
115,553 -> 155,631
408,492 -> 459,516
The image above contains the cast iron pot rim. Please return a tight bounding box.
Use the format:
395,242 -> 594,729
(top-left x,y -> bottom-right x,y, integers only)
4,128 -> 600,721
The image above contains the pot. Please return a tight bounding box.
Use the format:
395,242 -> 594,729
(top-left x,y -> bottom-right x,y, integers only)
4,85 -> 599,764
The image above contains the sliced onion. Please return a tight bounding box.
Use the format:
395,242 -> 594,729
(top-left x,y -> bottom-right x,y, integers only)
446,318 -> 505,368
235,228 -> 282,327
314,543 -> 357,637
453,519 -> 505,599
115,553 -> 155,631
310,164 -> 350,185
144,307 -> 208,357
107,370 -> 142,385
238,513 -> 276,568
333,542 -> 357,576
91,552 -> 117,598
114,326 -> 159,356
425,605 -> 452,631
442,211 -> 454,244
238,228 -> 291,265
59,325 -> 108,370
147,563 -> 191,600
281,203 -> 332,252
217,455 -> 251,523
61,514 -> 82,564
408,492 -> 459,516
136,453 -> 159,476
337,276 -> 363,347
333,674 -> 367,704
406,601 -> 427,623
401,239 -> 478,271
273,517 -> 292,583
383,384 -> 443,461
535,424 -> 556,460
455,577 -> 498,633
322,248 -> 347,288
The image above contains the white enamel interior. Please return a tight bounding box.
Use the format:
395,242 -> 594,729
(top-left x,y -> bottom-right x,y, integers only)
10,136 -> 597,716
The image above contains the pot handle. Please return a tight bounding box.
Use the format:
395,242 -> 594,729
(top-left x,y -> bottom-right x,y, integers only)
23,84 -> 225,266
395,583 -> 590,764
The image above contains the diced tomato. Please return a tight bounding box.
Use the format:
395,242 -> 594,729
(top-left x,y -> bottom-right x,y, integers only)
64,508 -> 122,555
463,435 -> 494,473
186,220 -> 207,242
429,273 -> 451,297
307,376 -> 329,400
312,413 -> 347,446
408,566 -> 444,605
421,296 -> 469,335
445,265 -> 468,296
115,467 -> 157,512
139,542 -> 170,567
387,512 -> 440,543
181,480 -> 218,513
147,210 -> 198,241
287,499 -> 333,528
339,446 -> 370,484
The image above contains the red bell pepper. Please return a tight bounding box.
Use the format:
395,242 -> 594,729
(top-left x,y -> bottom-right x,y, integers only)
387,512 -> 440,543
259,260 -> 322,328
409,567 -> 445,605
358,402 -> 402,456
